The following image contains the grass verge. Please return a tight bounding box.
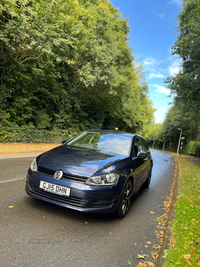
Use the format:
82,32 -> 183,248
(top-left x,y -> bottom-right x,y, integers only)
0,142 -> 59,155
164,157 -> 200,266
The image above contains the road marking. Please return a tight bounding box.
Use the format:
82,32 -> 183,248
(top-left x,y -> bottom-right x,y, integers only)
0,178 -> 23,184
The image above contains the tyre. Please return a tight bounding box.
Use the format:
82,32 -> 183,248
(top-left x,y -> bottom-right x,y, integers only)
116,179 -> 133,218
143,170 -> 152,188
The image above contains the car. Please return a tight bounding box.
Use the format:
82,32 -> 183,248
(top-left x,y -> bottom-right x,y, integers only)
25,129 -> 153,217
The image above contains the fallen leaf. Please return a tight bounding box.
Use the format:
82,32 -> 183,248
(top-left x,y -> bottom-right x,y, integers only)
43,216 -> 45,218
9,206 -> 14,208
186,260 -> 192,266
136,254 -> 145,259
150,211 -> 154,214
85,222 -> 88,224
127,260 -> 132,266
183,254 -> 191,259
137,263 -> 146,267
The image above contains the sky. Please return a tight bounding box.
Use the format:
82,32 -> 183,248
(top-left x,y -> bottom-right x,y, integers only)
111,0 -> 182,123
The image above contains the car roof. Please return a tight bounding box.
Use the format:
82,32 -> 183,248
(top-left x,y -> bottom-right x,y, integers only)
86,129 -> 138,138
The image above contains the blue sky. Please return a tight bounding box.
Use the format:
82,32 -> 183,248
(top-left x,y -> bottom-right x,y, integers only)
111,0 -> 182,123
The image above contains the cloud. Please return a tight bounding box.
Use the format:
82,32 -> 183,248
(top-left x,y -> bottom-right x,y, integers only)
168,0 -> 182,6
143,56 -> 159,67
156,13 -> 166,19
153,85 -> 171,95
149,72 -> 165,79
169,59 -> 182,76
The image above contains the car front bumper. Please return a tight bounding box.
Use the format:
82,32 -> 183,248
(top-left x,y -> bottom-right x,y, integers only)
25,169 -> 122,213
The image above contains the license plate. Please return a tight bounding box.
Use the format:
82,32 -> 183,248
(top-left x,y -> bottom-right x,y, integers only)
39,181 -> 70,197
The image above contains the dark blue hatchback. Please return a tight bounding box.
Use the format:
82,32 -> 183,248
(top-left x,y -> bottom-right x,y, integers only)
26,129 -> 153,217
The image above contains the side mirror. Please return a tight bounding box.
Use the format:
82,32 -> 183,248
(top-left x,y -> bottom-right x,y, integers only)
137,152 -> 147,159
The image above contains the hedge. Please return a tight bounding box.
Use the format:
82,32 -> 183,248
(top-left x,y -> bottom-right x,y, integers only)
0,124 -> 73,143
187,140 -> 200,157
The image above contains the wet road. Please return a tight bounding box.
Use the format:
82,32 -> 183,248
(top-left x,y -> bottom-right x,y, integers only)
0,149 -> 175,267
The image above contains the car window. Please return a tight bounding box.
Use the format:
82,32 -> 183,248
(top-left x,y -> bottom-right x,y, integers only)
132,137 -> 143,158
140,138 -> 149,153
67,132 -> 132,157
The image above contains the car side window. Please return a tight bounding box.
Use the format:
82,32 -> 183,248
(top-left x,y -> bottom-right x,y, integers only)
140,138 -> 149,153
132,137 -> 143,158
143,139 -> 149,152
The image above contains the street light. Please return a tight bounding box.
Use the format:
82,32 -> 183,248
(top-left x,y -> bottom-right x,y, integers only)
177,128 -> 182,154
162,138 -> 165,151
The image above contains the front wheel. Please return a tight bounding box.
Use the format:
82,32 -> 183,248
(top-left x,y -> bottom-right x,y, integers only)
116,179 -> 133,218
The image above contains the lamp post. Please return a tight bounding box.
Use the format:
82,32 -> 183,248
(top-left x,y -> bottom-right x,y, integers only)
162,138 -> 165,151
177,128 -> 182,154
152,140 -> 155,149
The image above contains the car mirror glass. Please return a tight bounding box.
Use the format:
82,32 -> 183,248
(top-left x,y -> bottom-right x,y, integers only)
137,152 -> 147,159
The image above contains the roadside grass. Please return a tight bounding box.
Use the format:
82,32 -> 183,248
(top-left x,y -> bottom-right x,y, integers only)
164,157 -> 200,266
0,142 -> 59,155
169,151 -> 192,158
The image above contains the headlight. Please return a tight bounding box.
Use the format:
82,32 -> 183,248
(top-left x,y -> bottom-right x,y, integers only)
31,158 -> 38,172
85,173 -> 119,186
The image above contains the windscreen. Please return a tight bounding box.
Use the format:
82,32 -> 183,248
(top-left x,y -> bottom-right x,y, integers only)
67,132 -> 132,157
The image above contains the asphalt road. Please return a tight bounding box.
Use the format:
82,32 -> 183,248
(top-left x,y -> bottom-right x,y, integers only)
0,149 -> 175,267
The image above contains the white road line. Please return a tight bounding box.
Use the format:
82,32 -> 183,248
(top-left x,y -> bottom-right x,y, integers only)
0,178 -> 23,184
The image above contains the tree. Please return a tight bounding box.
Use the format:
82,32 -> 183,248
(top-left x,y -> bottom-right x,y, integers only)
0,0 -> 155,141
165,0 -> 200,114
164,0 -> 200,144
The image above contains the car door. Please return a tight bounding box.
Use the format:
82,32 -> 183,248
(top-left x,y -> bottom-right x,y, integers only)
130,136 -> 147,188
139,137 -> 151,183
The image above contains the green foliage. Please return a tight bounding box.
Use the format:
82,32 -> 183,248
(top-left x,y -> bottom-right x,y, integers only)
0,0 -> 155,142
165,0 -> 200,111
187,140 -> 200,157
144,123 -> 163,142
160,0 -> 200,151
163,0 -> 200,149
162,103 -> 199,139
0,124 -> 69,143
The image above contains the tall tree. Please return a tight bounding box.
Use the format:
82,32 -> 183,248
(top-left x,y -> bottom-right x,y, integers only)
0,0 -> 155,138
165,0 -> 200,114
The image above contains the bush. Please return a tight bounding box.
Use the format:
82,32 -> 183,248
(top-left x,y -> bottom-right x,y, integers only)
0,124 -> 70,143
187,140 -> 200,157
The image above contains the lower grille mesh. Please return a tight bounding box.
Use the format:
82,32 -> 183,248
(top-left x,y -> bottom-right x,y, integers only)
30,185 -> 89,206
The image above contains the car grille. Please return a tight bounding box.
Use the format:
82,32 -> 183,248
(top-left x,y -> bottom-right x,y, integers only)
30,184 -> 89,206
37,166 -> 88,182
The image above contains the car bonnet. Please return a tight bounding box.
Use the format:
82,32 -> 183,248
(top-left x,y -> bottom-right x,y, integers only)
37,145 -> 127,177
